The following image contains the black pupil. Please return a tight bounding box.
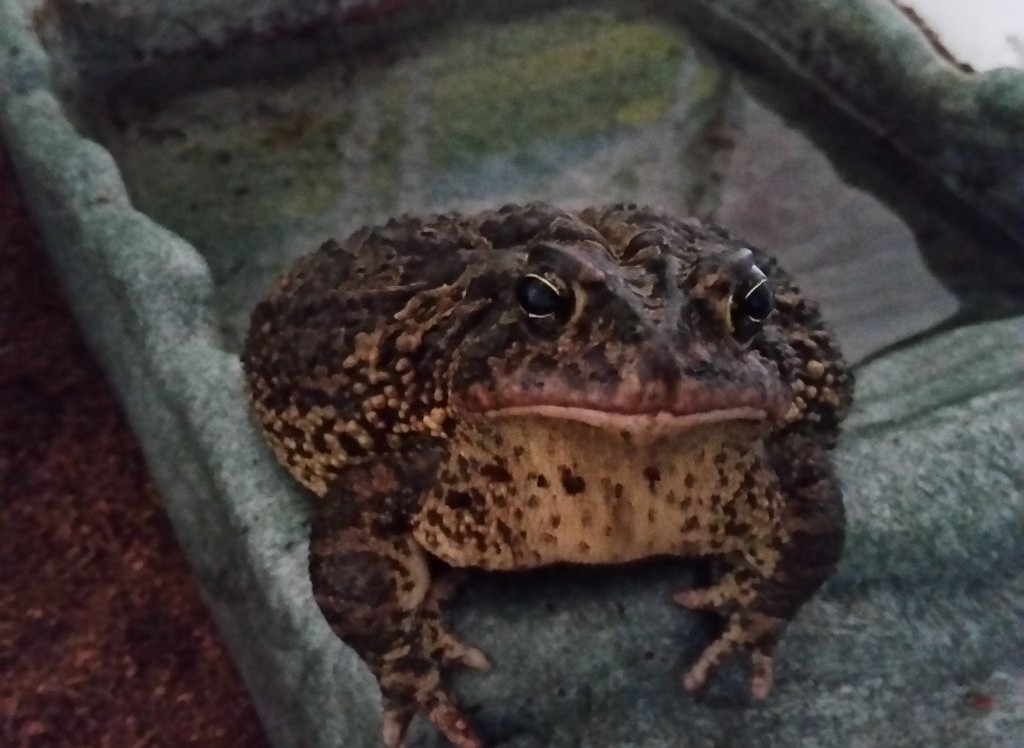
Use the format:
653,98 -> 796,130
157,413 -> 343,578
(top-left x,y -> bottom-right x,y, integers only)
738,278 -> 773,322
516,275 -> 563,317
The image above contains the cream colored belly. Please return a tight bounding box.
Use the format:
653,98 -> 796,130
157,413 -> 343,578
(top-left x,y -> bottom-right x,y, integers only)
413,416 -> 780,570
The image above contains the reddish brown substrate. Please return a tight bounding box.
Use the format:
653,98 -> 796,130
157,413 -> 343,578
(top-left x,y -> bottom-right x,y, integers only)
0,148 -> 270,747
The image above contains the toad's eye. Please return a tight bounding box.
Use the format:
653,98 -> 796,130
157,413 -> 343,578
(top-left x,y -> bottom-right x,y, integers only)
729,266 -> 773,343
515,273 -> 573,322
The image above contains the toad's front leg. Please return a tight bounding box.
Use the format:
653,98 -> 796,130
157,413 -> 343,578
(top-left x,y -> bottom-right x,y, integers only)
674,446 -> 845,699
309,452 -> 489,748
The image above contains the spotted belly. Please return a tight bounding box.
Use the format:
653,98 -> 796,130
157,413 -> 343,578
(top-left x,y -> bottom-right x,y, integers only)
412,416 -> 781,570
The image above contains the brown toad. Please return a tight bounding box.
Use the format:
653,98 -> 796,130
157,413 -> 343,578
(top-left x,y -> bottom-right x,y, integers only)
241,203 -> 852,748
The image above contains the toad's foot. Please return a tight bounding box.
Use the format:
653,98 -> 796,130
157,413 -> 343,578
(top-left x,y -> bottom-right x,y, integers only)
675,605 -> 782,699
379,616 -> 491,748
317,563 -> 491,748
318,577 -> 491,748
675,457 -> 845,700
425,616 -> 492,671
311,507 -> 491,744
310,453 -> 493,748
421,570 -> 492,672
673,552 -> 781,697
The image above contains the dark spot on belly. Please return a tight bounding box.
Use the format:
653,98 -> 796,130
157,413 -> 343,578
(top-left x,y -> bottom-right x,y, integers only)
681,516 -> 700,532
536,474 -> 549,489
684,474 -> 696,489
578,541 -> 591,553
445,488 -> 487,522
481,462 -> 512,482
550,514 -> 561,529
527,495 -> 540,509
581,510 -> 593,528
560,466 -> 586,495
725,514 -> 749,535
614,483 -> 623,499
643,465 -> 660,492
513,445 -> 525,458
446,490 -> 477,510
714,451 -> 728,466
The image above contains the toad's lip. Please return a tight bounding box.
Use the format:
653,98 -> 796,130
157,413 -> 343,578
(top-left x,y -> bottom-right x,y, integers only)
458,379 -> 788,439
476,403 -> 768,439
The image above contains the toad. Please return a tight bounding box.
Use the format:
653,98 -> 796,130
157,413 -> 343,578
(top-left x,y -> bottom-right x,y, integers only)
241,203 -> 853,747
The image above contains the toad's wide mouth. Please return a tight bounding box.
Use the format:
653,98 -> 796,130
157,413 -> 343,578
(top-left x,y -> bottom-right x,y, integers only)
458,377 -> 788,439
478,403 -> 768,439
455,343 -> 794,439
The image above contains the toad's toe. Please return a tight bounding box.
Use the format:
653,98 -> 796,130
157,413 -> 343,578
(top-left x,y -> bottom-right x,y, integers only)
681,610 -> 783,697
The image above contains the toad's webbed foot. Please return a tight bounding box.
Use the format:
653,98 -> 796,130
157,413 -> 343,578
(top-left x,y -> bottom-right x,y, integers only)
377,607 -> 490,748
674,603 -> 783,699
674,552 -> 785,699
310,457 -> 489,748
675,460 -> 844,699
